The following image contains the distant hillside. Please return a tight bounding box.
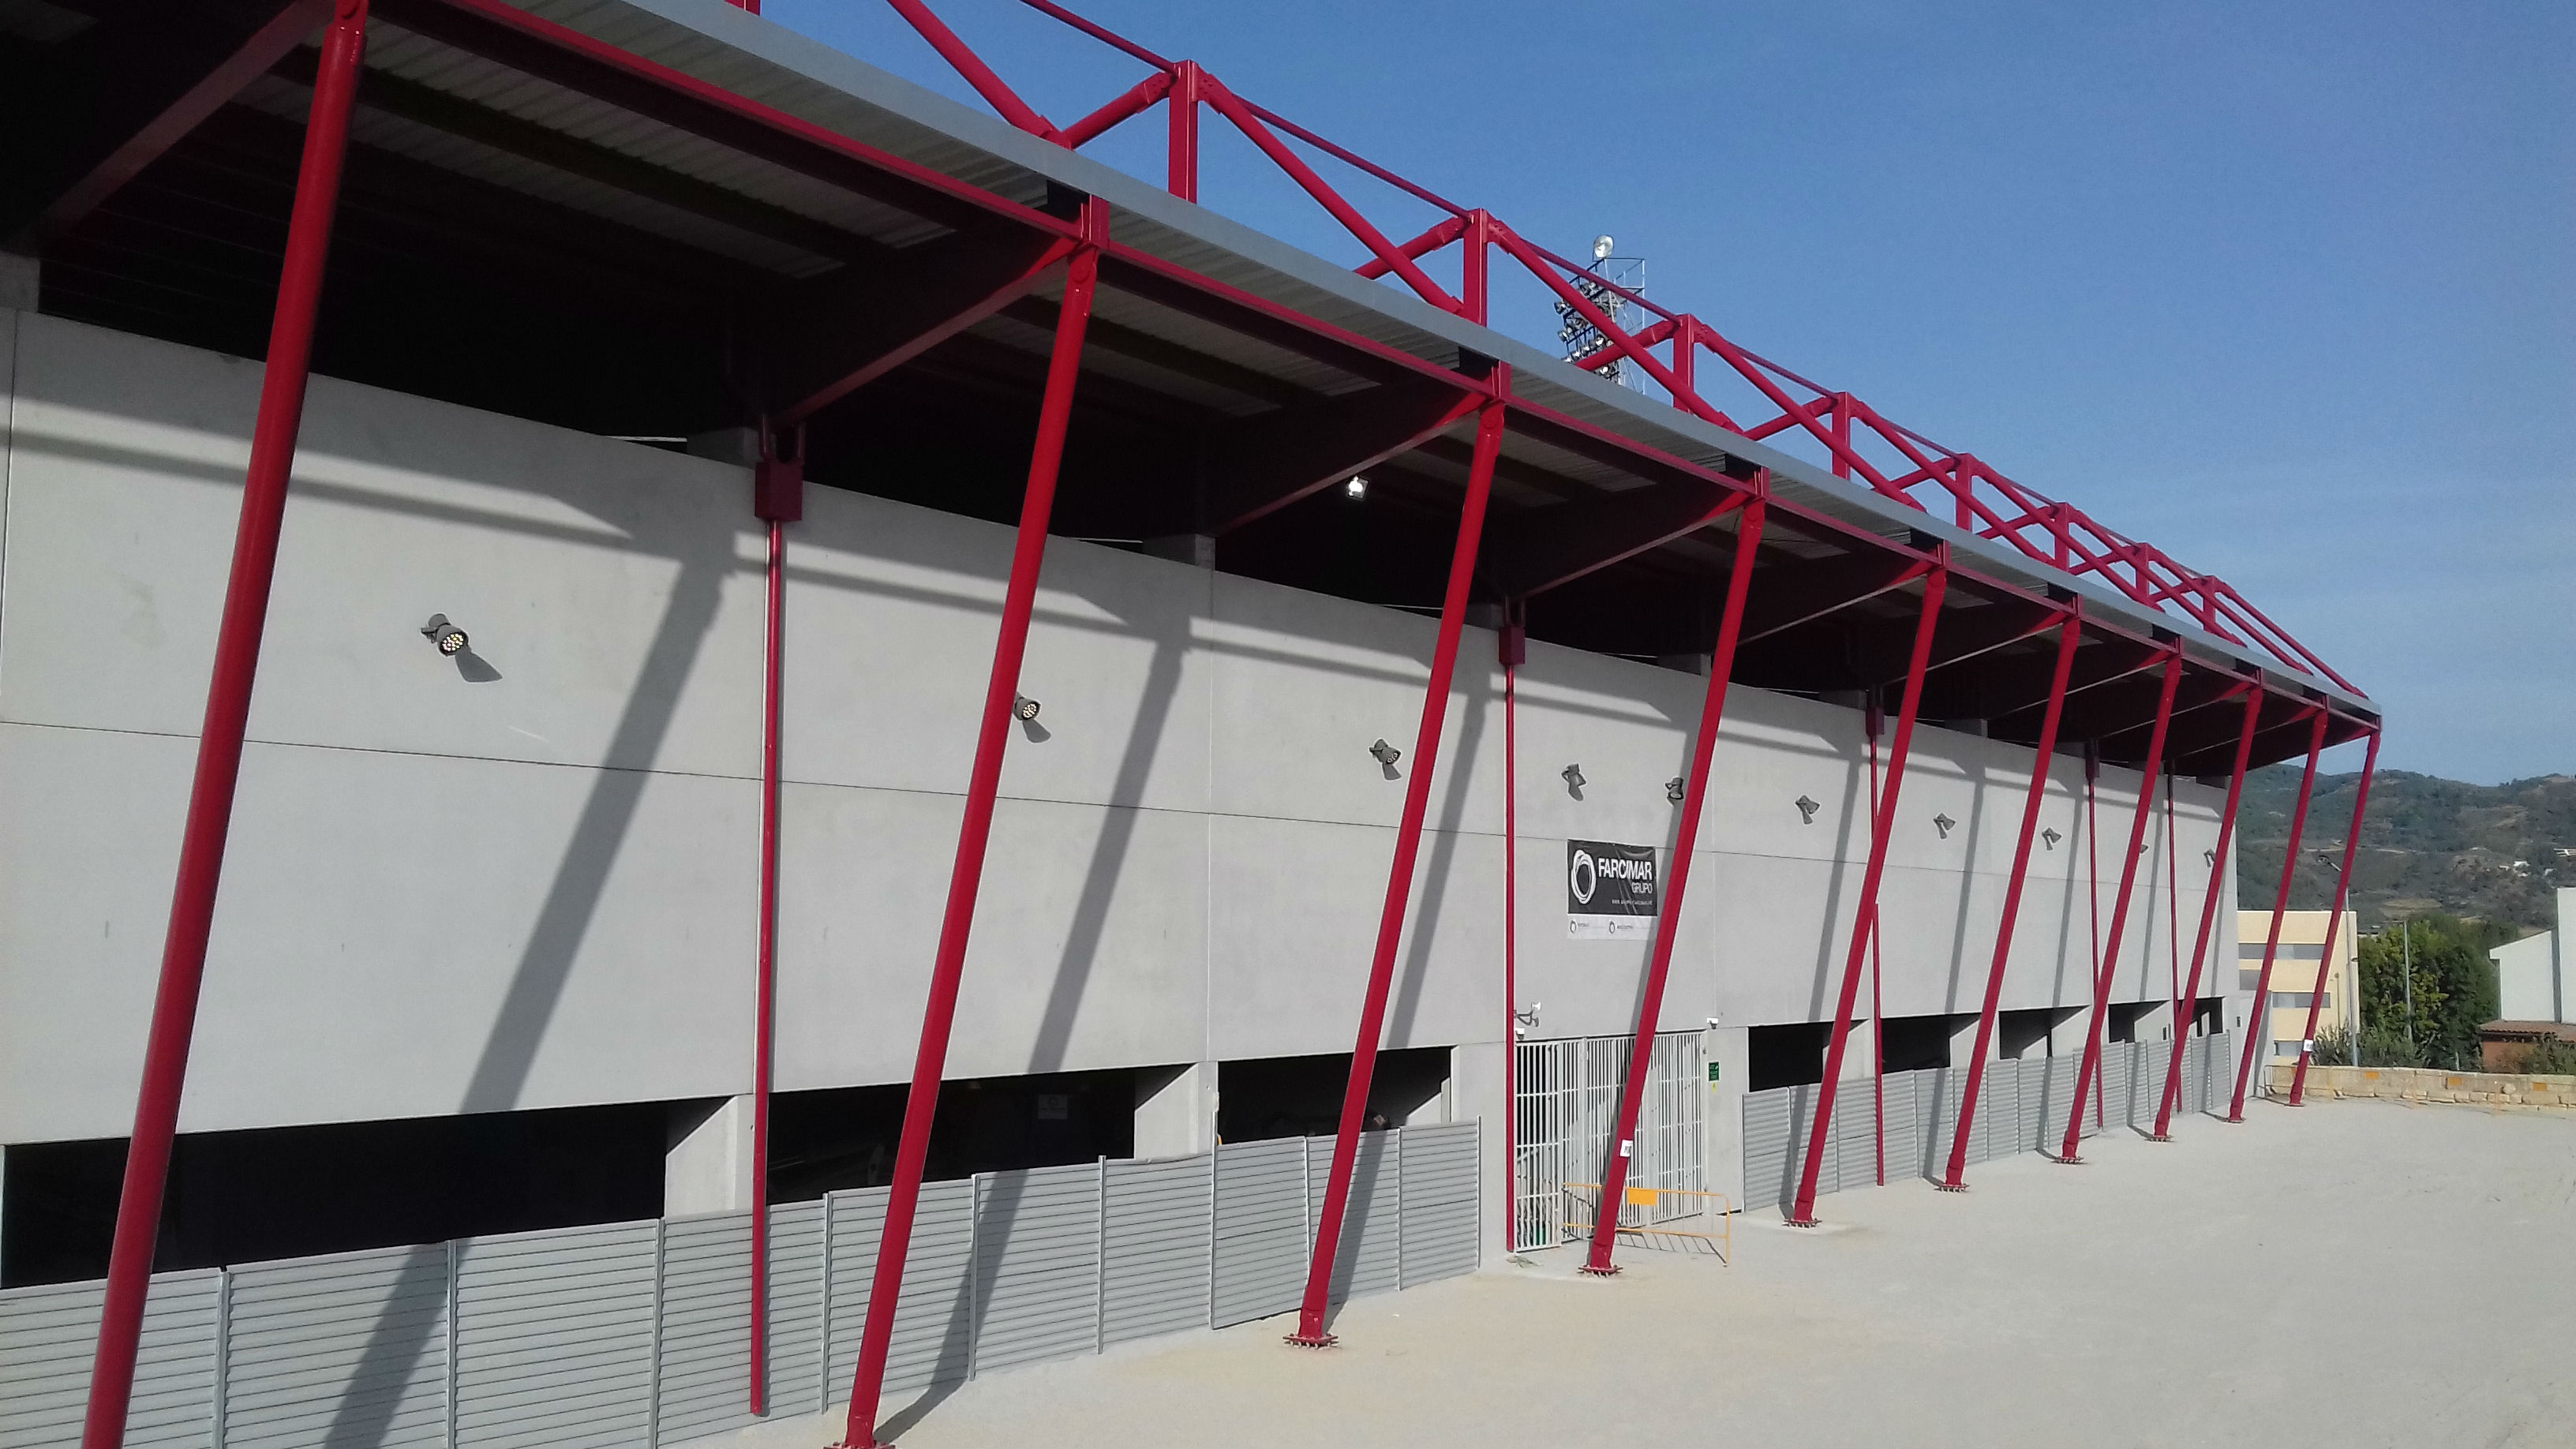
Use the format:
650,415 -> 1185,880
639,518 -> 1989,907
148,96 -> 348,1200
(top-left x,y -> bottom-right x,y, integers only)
2234,766 -> 2576,930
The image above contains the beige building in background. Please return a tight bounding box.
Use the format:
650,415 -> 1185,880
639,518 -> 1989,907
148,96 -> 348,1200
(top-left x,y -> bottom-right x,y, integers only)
2238,910 -> 2361,1067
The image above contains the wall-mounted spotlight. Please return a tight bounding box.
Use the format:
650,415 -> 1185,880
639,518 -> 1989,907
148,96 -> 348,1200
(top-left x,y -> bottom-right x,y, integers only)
1344,476 -> 1368,500
2042,828 -> 2064,850
1933,812 -> 1957,839
1013,695 -> 1042,722
1666,777 -> 1688,804
1795,794 -> 1821,824
2203,848 -> 2218,867
420,614 -> 469,657
2312,849 -> 2334,867
1513,1002 -> 1542,1039
1562,764 -> 1587,791
1368,739 -> 1402,768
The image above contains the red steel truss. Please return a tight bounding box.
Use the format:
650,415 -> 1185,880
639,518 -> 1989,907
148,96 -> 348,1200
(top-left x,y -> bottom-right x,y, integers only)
2231,710 -> 2333,1121
1941,610 -> 2080,1190
58,0 -> 2392,1439
1788,568 -> 1948,1226
1582,497 -> 1766,1275
2289,730 -> 2382,1105
2057,657 -> 2185,1164
2152,689 -> 2266,1140
866,0 -> 2360,695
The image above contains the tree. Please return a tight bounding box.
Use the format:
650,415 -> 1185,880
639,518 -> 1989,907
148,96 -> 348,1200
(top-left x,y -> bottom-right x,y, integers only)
2356,915 -> 2503,1070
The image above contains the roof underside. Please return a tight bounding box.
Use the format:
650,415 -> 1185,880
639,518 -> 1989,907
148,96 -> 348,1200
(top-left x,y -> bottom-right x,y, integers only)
0,0 -> 2375,774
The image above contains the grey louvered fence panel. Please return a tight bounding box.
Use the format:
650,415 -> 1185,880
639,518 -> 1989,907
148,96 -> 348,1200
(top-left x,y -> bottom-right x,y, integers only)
1740,1087 -> 1794,1212
1878,1072 -> 1914,1180
1398,1125 -> 1478,1285
2037,1055 -> 2077,1148
451,1220 -> 654,1449
762,1200 -> 826,1419
222,1245 -> 447,1449
968,1165 -> 1102,1376
1102,1155 -> 1211,1347
0,1269 -> 218,1449
1834,1081 -> 1875,1188
654,1212 -> 754,1445
1210,1138 -> 1307,1327
1305,1131 -> 1400,1303
819,1180 -> 975,1405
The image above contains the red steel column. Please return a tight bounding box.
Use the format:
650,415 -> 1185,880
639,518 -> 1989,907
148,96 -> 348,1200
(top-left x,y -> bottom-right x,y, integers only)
1498,602 -> 1523,1255
1787,568 -> 1949,1226
1940,612 -> 2080,1189
80,6 -> 370,1445
2057,655 -> 2185,1163
1863,702 -> 1885,1188
1165,60 -> 1200,200
1580,499 -> 1767,1275
1289,379 -> 1507,1346
833,238 -> 1099,1449
2289,725 -> 2379,1104
2151,687 -> 2263,1139
746,422 -> 801,1415
2227,709 -> 2330,1121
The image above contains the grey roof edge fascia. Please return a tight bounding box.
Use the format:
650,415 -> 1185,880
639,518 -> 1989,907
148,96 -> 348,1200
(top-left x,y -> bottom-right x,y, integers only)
530,0 -> 2372,717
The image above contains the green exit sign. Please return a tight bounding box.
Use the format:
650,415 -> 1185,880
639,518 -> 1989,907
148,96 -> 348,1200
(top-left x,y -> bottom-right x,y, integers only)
1707,1061 -> 1721,1083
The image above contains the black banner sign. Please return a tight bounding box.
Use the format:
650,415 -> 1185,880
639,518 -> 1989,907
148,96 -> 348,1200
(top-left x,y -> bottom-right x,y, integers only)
1567,838 -> 1658,939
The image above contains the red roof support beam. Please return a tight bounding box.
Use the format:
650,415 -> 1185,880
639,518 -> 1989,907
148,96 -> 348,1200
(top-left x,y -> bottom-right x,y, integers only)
2228,707 -> 2330,1121
380,0 -> 1039,238
1582,496 -> 1767,1274
1288,372 -> 1508,1347
833,216 -> 1104,1449
2288,727 -> 2381,1104
1735,551 -> 1934,648
2056,653 -> 2185,1163
1940,609 -> 2080,1190
1481,479 -> 1746,598
2,0 -> 331,246
79,5 -> 369,1447
885,0 -> 1060,139
2151,686 -> 2265,1139
1787,567 -> 1948,1226
1187,377 -> 1483,536
765,233 -> 1079,425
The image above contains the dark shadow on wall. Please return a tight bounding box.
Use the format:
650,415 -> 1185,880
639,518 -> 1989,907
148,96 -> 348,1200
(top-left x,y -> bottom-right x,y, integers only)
1024,577 -> 1193,1076
1938,758 -> 1993,1016
458,550 -> 727,1112
1385,658 -> 1493,1051
1805,743 -> 1871,1022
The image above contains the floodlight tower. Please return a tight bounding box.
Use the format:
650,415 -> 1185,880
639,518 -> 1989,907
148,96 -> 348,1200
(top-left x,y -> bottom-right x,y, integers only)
1554,234 -> 1647,392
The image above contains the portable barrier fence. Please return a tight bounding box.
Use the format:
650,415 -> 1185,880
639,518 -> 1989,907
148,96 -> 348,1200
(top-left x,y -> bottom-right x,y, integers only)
0,1125 -> 1479,1449
1743,1033 -> 2233,1212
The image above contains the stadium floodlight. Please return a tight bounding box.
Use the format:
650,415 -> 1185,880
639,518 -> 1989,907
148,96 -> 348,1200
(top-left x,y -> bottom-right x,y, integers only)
1344,476 -> 1367,500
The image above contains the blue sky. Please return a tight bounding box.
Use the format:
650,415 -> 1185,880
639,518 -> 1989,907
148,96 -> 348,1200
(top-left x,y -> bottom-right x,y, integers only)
767,0 -> 2573,785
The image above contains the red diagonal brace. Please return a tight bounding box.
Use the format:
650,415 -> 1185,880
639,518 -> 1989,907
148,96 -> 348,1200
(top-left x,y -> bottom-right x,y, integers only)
1581,499 -> 1768,1275
2057,653 -> 2185,1163
2227,708 -> 2330,1121
1288,375 -> 1508,1346
832,233 -> 1100,1449
1940,608 -> 2081,1189
1786,567 -> 1949,1226
80,6 -> 370,1447
2151,686 -> 2264,1139
777,237 -> 1078,425
2289,728 -> 2380,1103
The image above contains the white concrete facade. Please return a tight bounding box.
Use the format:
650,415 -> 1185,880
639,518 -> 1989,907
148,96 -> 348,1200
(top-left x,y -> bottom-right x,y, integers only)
2492,889 -> 2572,1023
0,309 -> 2245,1156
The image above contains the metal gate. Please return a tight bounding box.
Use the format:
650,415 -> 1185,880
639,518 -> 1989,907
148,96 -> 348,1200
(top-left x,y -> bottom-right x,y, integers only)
1513,1032 -> 1704,1250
